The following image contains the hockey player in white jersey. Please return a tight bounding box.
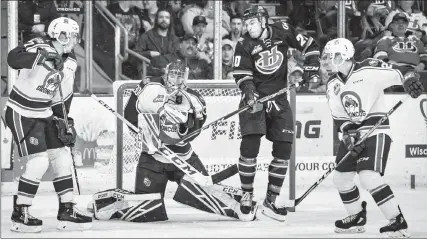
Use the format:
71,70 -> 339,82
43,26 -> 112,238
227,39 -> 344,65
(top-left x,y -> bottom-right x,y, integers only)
5,17 -> 92,232
321,38 -> 424,238
90,60 -> 255,222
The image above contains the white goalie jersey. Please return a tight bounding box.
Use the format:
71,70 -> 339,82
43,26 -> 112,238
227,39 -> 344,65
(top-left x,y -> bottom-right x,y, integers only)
326,58 -> 412,139
124,77 -> 207,164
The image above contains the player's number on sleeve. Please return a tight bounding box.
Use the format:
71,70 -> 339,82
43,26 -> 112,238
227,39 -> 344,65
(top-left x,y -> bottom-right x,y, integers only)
296,34 -> 308,47
234,56 -> 241,67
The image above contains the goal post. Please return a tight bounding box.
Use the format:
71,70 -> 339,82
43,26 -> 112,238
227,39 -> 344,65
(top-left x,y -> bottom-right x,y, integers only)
113,80 -> 296,208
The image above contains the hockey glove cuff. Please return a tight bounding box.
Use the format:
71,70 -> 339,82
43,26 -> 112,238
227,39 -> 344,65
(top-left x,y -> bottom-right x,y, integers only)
54,116 -> 77,147
302,59 -> 320,86
241,83 -> 263,114
403,72 -> 424,98
37,48 -> 64,71
342,130 -> 365,157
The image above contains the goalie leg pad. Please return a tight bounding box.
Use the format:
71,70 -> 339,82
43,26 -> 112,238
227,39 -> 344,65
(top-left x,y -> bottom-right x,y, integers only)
173,178 -> 240,219
93,189 -> 167,222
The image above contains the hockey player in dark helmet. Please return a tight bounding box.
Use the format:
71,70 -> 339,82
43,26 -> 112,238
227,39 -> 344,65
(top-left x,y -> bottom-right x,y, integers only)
233,5 -> 321,222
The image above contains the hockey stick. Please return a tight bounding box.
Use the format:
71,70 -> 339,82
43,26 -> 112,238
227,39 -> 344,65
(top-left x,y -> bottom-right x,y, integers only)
90,94 -> 238,186
57,77 -> 81,195
289,96 -> 410,208
177,83 -> 300,145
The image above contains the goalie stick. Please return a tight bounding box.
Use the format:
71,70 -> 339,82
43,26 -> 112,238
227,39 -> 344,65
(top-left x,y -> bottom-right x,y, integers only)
91,94 -> 238,187
177,83 -> 300,144
288,96 -> 410,208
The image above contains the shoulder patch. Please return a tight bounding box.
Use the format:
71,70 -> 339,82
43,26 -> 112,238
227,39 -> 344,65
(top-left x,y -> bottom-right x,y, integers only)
368,59 -> 380,66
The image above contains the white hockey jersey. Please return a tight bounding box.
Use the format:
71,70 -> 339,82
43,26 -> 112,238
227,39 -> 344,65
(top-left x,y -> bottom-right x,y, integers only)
326,58 -> 411,139
124,77 -> 206,164
6,37 -> 77,118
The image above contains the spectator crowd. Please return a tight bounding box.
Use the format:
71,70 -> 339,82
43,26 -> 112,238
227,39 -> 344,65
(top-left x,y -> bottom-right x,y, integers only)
7,0 -> 427,95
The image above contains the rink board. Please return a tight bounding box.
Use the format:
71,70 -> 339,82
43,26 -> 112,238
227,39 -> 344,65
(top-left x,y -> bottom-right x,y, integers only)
1,94 -> 427,197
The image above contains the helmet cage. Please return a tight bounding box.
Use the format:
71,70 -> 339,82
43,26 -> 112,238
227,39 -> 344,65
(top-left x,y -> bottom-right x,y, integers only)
164,62 -> 189,94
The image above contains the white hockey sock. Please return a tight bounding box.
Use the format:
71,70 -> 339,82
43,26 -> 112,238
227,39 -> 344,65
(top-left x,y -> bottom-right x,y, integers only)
359,170 -> 400,220
17,153 -> 49,205
333,171 -> 362,215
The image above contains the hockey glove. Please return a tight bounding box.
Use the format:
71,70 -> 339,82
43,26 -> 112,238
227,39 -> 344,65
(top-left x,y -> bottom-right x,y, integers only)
403,72 -> 424,99
302,61 -> 320,86
342,130 -> 365,157
37,48 -> 64,71
53,116 -> 77,147
241,83 -> 263,114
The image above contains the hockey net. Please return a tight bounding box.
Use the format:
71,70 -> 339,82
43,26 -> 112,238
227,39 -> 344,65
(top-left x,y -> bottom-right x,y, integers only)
102,80 -> 296,201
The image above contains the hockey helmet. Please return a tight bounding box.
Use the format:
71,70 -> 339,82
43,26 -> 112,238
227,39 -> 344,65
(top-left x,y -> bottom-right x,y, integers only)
243,5 -> 269,22
321,38 -> 355,69
48,17 -> 81,47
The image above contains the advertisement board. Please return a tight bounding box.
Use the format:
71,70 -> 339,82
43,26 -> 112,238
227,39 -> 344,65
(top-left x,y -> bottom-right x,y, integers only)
1,94 -> 426,192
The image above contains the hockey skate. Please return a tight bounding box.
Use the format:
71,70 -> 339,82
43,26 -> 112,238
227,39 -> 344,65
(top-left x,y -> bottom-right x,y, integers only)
335,201 -> 367,234
380,207 -> 410,238
10,203 -> 43,233
57,202 -> 92,231
237,192 -> 258,221
261,191 -> 287,222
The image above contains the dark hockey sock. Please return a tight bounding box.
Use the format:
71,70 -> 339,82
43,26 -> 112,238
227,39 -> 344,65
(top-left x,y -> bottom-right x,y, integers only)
17,176 -> 40,205
339,185 -> 360,205
53,174 -> 74,203
267,158 -> 288,202
369,184 -> 400,220
238,157 -> 257,193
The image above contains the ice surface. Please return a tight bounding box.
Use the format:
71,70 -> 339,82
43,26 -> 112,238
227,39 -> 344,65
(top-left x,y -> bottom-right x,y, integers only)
2,188 -> 427,238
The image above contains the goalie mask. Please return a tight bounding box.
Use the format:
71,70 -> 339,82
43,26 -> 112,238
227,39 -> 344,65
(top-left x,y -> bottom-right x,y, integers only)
320,38 -> 355,74
48,17 -> 81,53
164,60 -> 189,95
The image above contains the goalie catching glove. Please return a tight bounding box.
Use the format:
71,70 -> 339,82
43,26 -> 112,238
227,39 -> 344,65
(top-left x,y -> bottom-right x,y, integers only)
53,116 -> 77,147
158,90 -> 206,145
403,72 -> 424,98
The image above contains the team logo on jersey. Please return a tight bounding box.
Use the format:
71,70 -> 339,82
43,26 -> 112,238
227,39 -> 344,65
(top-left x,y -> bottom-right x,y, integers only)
251,45 -> 262,55
420,99 -> 427,125
255,45 -> 284,75
340,91 -> 366,120
393,40 -> 418,53
36,71 -> 64,95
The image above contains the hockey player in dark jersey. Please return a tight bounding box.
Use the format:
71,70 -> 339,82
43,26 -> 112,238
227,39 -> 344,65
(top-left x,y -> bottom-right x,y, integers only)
89,60 -> 254,223
232,5 -> 321,221
322,38 -> 424,238
5,17 -> 91,232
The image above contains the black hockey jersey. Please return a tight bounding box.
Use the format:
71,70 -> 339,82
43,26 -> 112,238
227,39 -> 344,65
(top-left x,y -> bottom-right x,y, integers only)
233,21 -> 320,96
6,37 -> 76,119
124,77 -> 206,164
326,58 -> 412,139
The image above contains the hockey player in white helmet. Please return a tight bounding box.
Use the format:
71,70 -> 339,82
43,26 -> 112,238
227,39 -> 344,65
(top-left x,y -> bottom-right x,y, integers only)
90,60 -> 252,223
5,17 -> 91,233
322,38 -> 424,237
